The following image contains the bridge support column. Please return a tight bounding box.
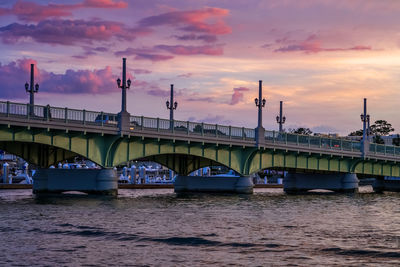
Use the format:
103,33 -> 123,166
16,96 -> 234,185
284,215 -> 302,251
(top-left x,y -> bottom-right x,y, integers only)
283,172 -> 359,194
33,168 -> 118,196
174,175 -> 253,194
373,177 -> 400,193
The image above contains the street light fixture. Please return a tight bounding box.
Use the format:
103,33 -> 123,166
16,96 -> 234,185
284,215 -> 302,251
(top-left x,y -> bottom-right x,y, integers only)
276,101 -> 286,132
116,58 -> 131,113
255,80 -> 266,145
166,84 -> 178,129
25,64 -> 39,116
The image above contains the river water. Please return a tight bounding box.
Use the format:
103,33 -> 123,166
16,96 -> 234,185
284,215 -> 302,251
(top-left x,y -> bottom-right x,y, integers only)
1,187 -> 400,266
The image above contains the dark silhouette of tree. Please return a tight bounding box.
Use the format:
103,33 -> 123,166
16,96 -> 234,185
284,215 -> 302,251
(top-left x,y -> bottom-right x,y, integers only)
348,129 -> 363,136
370,120 -> 394,136
373,135 -> 385,144
289,127 -> 312,135
392,134 -> 400,146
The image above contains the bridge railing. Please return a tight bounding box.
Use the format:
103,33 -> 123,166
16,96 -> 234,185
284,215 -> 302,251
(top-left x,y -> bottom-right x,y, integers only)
129,115 -> 256,140
369,143 -> 400,156
2,100 -> 400,157
0,101 -> 118,127
264,131 -> 362,152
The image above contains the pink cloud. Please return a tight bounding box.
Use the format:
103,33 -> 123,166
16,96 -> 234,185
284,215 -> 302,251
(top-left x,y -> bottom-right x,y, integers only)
1,0 -> 128,22
82,0 -> 128,8
155,44 -> 223,55
138,7 -> 231,35
230,87 -> 249,105
0,19 -> 149,45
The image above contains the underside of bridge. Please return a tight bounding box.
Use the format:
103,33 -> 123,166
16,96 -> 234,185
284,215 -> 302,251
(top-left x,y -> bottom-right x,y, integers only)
0,125 -> 399,177
0,141 -> 80,167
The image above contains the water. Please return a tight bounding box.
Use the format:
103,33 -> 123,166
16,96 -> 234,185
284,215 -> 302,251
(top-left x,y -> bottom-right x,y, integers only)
1,187 -> 400,266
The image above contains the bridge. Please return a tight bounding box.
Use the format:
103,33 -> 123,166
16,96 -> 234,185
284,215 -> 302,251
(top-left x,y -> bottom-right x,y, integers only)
0,100 -> 399,177
0,58 -> 399,194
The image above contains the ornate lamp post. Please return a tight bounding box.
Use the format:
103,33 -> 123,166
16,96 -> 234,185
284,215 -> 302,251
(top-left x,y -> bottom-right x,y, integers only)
276,101 -> 286,132
116,58 -> 132,133
166,84 -> 178,130
255,80 -> 266,145
360,98 -> 370,157
25,64 -> 39,116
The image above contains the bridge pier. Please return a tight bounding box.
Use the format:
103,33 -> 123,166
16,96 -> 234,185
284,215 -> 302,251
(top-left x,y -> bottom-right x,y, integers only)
283,172 -> 359,194
33,168 -> 118,196
373,177 -> 400,193
174,175 -> 253,194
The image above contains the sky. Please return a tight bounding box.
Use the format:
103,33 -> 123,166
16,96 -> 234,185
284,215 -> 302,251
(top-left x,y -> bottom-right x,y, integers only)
0,0 -> 399,135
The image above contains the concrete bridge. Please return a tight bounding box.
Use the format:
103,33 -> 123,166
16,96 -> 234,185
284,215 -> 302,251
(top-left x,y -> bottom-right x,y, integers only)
1,59 -> 400,194
0,99 -> 400,194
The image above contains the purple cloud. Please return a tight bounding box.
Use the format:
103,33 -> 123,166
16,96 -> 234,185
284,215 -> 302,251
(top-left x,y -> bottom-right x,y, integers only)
72,46 -> 110,59
188,115 -> 231,125
0,59 -> 123,98
274,34 -> 372,54
1,0 -> 128,22
0,19 -> 150,45
178,73 -> 193,78
132,69 -> 152,74
114,48 -> 174,62
173,34 -> 217,43
155,44 -> 223,55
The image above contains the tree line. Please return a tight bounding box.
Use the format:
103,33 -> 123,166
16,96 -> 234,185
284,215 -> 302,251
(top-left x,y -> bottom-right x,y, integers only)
287,119 -> 399,146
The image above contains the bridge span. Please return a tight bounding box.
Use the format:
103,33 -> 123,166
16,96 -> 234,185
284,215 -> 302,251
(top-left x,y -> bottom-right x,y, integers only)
0,100 -> 399,194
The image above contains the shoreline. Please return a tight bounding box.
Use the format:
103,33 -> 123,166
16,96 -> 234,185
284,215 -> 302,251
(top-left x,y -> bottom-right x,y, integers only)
0,183 -> 283,190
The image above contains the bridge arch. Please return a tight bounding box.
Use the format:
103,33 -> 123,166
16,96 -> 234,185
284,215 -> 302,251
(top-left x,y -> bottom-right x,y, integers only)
118,153 -> 241,176
0,127 -> 110,167
247,150 -> 360,175
0,141 -> 82,167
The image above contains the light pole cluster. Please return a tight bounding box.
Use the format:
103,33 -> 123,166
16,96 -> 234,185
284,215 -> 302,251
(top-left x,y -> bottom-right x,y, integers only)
276,101 -> 286,132
116,58 -> 131,113
25,64 -> 39,116
166,84 -> 178,129
254,80 -> 266,145
116,58 -> 132,133
360,98 -> 370,157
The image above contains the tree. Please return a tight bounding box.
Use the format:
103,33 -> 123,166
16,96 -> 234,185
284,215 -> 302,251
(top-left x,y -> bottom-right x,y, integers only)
392,134 -> 400,146
370,120 -> 394,136
348,129 -> 363,136
289,127 -> 312,135
373,135 -> 385,144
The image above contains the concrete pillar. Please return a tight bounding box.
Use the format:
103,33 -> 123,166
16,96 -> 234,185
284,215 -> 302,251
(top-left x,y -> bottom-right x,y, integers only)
373,177 -> 400,193
23,162 -> 31,184
33,168 -> 118,195
283,172 -> 359,194
130,165 -> 136,184
3,162 -> 9,183
174,175 -> 253,194
139,167 -> 146,184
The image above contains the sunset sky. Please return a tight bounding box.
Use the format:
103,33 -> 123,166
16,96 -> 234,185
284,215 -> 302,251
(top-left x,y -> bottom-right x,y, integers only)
0,0 -> 399,135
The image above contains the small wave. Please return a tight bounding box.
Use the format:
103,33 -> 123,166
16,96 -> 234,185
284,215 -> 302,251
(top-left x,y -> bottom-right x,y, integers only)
322,247 -> 400,258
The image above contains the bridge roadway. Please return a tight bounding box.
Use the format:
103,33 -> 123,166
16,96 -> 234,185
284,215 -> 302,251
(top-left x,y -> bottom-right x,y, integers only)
0,100 -> 399,177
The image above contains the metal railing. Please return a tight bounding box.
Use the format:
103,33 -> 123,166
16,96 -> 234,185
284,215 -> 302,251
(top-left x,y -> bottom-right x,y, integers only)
264,131 -> 362,152
1,100 -> 400,157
